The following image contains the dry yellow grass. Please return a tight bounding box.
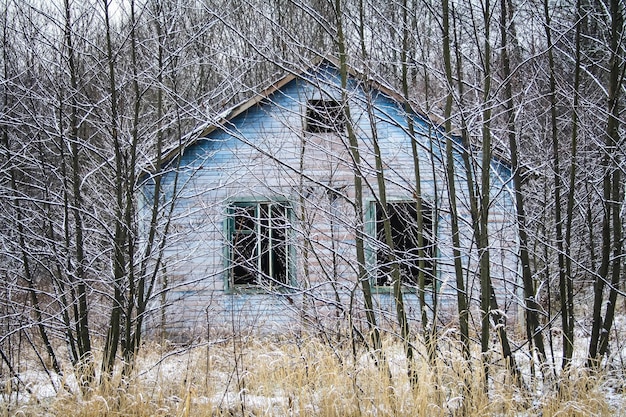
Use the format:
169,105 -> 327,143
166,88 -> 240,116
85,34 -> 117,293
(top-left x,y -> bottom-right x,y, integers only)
1,335 -> 623,416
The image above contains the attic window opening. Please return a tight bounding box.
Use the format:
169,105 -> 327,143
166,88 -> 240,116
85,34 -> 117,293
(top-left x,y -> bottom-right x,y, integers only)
229,201 -> 292,289
374,201 -> 434,288
305,99 -> 346,133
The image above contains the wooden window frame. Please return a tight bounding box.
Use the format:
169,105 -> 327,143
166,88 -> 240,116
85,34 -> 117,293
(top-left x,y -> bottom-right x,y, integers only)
225,200 -> 294,292
368,200 -> 436,289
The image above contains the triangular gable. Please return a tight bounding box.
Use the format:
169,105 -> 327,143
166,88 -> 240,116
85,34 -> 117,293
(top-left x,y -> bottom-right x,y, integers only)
146,57 -> 513,180
153,57 -> 445,170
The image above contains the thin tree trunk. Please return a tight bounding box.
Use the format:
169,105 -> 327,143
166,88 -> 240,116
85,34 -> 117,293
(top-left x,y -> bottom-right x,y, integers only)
562,0 -> 582,371
503,0 -> 548,376
101,0 -> 126,379
442,0 -> 470,364
335,0 -> 386,371
587,0 -> 624,367
543,0 -> 569,378
64,0 -> 93,387
368,85 -> 417,386
596,0 -> 624,362
401,0 -> 436,367
122,0 -> 142,369
124,1 -> 183,373
479,0 -> 494,388
477,0 -> 520,387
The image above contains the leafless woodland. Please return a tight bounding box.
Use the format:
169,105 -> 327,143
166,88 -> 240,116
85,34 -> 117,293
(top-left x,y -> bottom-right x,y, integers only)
0,0 -> 625,407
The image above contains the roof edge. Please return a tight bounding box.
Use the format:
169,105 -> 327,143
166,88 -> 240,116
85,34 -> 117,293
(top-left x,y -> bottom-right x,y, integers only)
147,56 -> 507,176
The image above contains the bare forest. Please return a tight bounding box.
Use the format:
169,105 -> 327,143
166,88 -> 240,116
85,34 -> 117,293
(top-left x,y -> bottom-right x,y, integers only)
1,0 -> 626,415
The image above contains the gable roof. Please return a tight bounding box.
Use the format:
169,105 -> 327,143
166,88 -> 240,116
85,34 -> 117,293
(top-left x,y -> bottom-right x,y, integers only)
148,57 -> 444,172
144,57 -> 513,177
200,57 -> 438,136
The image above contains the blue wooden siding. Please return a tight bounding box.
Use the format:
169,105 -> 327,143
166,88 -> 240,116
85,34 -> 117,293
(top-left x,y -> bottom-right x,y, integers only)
142,62 -> 520,338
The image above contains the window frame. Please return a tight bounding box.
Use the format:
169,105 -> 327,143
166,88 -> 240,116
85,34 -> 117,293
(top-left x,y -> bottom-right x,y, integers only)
366,198 -> 437,291
224,199 -> 295,292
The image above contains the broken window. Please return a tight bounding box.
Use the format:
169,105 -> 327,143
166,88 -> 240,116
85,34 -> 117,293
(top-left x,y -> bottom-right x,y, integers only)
373,201 -> 434,287
229,201 -> 291,288
305,99 -> 345,133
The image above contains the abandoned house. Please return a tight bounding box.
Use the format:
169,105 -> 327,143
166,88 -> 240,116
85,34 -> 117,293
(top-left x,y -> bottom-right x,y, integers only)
140,58 -> 519,338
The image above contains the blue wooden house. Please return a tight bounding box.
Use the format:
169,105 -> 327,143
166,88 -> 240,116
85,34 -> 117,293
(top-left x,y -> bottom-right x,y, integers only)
141,58 -> 519,338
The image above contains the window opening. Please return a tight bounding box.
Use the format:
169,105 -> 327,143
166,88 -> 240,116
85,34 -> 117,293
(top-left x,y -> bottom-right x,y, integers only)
305,99 -> 345,133
230,202 -> 290,288
374,201 -> 434,287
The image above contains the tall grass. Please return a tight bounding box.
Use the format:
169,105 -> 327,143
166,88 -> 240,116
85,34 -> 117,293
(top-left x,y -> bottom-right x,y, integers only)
1,334 -> 621,416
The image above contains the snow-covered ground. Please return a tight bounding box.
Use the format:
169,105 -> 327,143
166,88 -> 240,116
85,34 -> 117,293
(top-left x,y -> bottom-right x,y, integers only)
2,328 -> 626,416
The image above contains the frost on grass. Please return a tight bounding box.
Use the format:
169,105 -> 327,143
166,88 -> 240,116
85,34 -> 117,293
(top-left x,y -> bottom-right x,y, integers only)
1,334 -> 626,416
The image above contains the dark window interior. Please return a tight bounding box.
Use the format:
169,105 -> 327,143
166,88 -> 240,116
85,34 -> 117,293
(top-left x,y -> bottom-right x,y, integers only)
231,202 -> 289,287
305,99 -> 345,133
375,201 -> 434,287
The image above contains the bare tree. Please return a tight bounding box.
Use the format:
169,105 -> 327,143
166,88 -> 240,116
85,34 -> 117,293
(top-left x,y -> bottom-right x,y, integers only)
588,0 -> 624,367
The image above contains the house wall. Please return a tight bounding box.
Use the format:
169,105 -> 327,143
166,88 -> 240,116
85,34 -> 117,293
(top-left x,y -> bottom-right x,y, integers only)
142,65 -> 520,340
